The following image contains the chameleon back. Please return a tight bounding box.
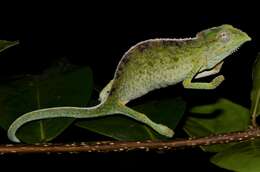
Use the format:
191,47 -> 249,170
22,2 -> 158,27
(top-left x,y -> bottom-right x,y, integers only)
108,38 -> 204,104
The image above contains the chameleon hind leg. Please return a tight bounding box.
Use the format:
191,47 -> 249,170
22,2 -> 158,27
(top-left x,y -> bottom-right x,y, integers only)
183,60 -> 224,89
117,102 -> 174,137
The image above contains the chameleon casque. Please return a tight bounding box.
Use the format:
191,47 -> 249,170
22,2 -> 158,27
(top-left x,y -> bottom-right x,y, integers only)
8,24 -> 251,142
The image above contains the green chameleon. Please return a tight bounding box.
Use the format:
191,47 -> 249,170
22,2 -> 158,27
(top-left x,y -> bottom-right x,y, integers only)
8,24 -> 251,143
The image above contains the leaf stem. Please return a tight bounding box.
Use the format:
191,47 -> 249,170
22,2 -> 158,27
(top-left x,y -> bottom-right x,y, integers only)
252,90 -> 260,127
1,127 -> 260,154
35,78 -> 45,141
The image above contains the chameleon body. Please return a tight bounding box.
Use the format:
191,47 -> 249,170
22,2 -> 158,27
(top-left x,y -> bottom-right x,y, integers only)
8,24 -> 251,142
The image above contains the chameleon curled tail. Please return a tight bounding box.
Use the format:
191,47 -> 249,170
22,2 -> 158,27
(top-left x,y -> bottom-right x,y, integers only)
8,97 -> 173,142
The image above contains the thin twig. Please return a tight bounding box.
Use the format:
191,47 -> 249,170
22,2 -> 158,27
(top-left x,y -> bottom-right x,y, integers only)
251,90 -> 260,127
1,127 -> 260,154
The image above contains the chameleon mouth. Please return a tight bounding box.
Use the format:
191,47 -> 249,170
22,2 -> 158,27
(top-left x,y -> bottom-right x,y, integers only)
229,34 -> 251,55
231,47 -> 239,54
229,40 -> 247,55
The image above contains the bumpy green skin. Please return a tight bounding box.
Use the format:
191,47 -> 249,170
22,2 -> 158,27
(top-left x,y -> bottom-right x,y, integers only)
8,24 -> 251,143
110,38 -> 205,103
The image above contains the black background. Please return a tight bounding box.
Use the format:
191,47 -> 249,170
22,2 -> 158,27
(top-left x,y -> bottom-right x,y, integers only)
0,2 -> 258,171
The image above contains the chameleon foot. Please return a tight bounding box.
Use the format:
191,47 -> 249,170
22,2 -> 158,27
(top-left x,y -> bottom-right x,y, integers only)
211,75 -> 225,88
151,123 -> 174,138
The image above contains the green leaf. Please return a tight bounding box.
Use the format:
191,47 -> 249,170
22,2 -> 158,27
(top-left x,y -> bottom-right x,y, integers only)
184,98 -> 250,152
251,53 -> 260,119
209,52 -> 260,172
76,97 -> 186,141
0,40 -> 19,53
0,66 -> 93,143
211,139 -> 260,172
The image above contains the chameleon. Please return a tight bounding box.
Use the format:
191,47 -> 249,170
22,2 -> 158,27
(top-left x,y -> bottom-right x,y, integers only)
7,24 -> 251,143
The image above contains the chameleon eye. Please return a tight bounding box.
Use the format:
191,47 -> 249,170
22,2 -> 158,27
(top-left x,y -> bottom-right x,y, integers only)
219,31 -> 230,43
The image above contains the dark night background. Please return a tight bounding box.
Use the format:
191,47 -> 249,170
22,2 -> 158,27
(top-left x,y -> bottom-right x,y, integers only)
0,2 -> 258,171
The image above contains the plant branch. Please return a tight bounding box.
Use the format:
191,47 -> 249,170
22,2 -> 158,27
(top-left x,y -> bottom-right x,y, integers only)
1,127 -> 260,154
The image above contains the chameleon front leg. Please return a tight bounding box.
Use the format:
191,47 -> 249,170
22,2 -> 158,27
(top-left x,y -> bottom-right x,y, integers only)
183,60 -> 225,89
195,62 -> 223,79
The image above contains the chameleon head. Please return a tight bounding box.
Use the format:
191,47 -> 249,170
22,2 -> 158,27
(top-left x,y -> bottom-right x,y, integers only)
197,24 -> 251,69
